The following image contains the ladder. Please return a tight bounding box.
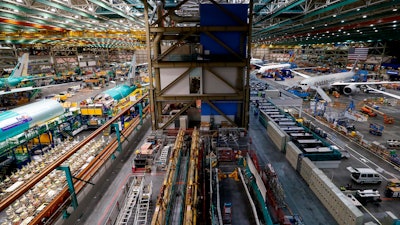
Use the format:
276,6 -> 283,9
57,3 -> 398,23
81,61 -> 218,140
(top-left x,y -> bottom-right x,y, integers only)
134,181 -> 153,225
157,146 -> 170,168
115,178 -> 143,225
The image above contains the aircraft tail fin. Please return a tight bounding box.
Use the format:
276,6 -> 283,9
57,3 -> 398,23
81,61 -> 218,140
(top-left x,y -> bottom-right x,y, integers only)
127,54 -> 136,86
9,53 -> 29,78
350,58 -> 359,72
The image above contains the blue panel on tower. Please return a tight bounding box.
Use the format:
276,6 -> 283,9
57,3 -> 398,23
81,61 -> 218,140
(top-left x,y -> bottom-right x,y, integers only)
200,4 -> 248,58
200,4 -> 248,26
201,101 -> 239,116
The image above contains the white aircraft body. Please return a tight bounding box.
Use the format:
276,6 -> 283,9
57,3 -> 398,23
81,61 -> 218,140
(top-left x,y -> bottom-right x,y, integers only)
252,62 -> 293,74
290,63 -> 400,102
250,58 -> 265,65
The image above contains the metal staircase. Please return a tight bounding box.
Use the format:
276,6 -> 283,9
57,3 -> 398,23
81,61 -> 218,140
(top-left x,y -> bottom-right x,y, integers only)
316,86 -> 332,103
115,177 -> 144,225
133,181 -> 153,225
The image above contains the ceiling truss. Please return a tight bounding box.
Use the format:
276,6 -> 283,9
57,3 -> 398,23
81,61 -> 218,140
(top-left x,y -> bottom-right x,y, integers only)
0,0 -> 398,47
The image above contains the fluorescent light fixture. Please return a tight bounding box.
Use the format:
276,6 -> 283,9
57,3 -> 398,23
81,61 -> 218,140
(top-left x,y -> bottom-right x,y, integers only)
363,15 -> 367,18
51,8 -> 56,12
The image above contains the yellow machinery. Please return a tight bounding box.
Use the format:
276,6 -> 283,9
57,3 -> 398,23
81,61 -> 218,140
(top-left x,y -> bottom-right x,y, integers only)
80,106 -> 103,116
218,168 -> 239,181
112,88 -> 145,116
363,105 -> 394,124
385,178 -> 400,198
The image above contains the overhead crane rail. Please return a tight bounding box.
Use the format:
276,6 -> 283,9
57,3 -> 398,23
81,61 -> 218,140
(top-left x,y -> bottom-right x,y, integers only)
0,94 -> 149,212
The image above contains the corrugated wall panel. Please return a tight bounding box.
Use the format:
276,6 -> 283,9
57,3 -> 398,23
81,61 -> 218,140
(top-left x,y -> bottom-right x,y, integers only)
308,168 -> 363,225
266,120 -> 286,151
285,141 -> 302,170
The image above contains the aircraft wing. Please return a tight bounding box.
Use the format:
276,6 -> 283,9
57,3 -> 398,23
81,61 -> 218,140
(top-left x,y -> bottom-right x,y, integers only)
251,63 -> 264,69
21,75 -> 54,82
0,83 -> 78,96
289,70 -> 311,79
365,85 -> 400,100
0,86 -> 38,96
331,81 -> 400,86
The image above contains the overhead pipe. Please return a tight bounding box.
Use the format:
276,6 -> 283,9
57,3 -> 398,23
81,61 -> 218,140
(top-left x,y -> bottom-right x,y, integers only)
257,0 -> 400,39
88,0 -> 145,26
0,2 -> 85,30
264,15 -> 400,44
253,0 -> 305,25
169,11 -> 200,23
254,0 -> 358,34
35,0 -> 100,21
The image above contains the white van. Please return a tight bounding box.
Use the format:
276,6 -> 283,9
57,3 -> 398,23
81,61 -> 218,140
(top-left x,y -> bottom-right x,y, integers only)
346,167 -> 382,184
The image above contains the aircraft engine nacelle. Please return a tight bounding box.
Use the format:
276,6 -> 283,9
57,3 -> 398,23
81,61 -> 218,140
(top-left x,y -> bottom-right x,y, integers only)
343,84 -> 359,95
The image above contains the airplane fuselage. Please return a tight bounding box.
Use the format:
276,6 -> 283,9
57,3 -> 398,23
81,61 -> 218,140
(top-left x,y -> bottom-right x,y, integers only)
0,76 -> 33,88
299,71 -> 355,91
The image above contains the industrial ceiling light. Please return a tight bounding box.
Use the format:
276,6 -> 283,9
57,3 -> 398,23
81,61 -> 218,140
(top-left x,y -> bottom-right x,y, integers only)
341,20 -> 344,23
362,15 -> 367,18
393,8 -> 398,12
333,14 -> 336,17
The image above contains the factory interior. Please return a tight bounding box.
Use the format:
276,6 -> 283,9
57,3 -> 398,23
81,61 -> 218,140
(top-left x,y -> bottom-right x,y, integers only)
0,1 -> 400,225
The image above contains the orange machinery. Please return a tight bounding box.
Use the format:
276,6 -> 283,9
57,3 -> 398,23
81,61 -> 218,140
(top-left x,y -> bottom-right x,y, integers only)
363,105 -> 394,124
